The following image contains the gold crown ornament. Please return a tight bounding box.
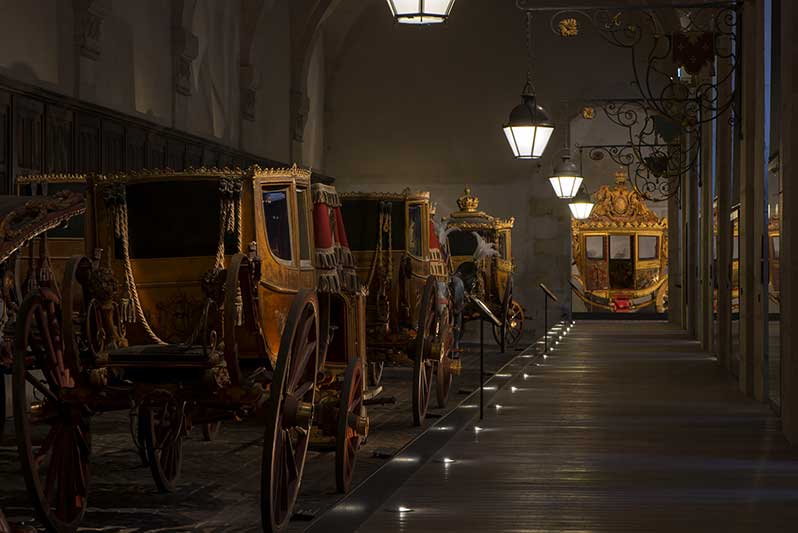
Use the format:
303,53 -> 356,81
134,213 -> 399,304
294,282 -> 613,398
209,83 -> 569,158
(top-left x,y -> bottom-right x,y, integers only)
457,187 -> 480,212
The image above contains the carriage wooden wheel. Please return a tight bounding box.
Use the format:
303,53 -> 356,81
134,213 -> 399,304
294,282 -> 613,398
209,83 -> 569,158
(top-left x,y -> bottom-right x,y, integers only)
13,287 -> 90,533
435,310 -> 454,409
492,277 -> 523,349
139,393 -> 185,493
262,289 -> 319,532
336,357 -> 368,493
202,421 -> 222,441
367,361 -> 384,388
413,277 -> 439,426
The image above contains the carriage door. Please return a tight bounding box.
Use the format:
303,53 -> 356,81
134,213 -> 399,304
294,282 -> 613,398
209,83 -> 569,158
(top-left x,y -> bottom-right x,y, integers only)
406,201 -> 428,325
609,235 -> 634,289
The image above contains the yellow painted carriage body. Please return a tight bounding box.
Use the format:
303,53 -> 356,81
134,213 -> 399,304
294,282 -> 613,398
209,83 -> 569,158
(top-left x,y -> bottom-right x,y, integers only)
571,172 -> 668,313
340,190 -> 436,346
21,167 -> 364,372
444,187 -> 514,313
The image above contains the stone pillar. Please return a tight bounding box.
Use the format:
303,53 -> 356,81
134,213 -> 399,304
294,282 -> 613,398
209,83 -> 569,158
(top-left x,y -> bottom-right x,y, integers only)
668,180 -> 683,328
687,128 -> 699,339
701,103 -> 714,352
739,0 -> 767,399
780,0 -> 798,444
715,55 -> 733,370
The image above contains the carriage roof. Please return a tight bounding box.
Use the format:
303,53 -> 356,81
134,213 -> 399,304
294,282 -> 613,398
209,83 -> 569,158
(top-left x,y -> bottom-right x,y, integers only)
445,187 -> 514,232
340,189 -> 430,203
0,191 -> 85,263
572,170 -> 667,233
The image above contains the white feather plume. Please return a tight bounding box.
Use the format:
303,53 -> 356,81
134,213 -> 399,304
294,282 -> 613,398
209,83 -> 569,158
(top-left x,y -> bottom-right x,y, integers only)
434,219 -> 460,253
472,232 -> 498,262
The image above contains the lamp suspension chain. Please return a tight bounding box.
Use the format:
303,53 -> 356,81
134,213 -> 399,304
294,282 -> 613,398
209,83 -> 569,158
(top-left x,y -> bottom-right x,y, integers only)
525,11 -> 535,96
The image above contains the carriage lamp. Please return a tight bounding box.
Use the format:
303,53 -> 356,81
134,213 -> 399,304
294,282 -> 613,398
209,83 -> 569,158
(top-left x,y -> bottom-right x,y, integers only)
568,185 -> 595,220
548,153 -> 583,199
503,12 -> 554,160
386,0 -> 456,24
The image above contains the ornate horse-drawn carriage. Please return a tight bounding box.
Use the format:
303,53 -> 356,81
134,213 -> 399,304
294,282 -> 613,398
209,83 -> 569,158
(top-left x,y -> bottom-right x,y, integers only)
8,165 -> 369,532
571,171 -> 668,313
444,187 -> 523,349
340,190 -> 462,426
0,188 -> 87,446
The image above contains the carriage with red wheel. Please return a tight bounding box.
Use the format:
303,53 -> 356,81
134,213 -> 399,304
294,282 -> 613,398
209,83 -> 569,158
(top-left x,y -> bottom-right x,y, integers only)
8,165 -> 369,532
340,190 -> 463,426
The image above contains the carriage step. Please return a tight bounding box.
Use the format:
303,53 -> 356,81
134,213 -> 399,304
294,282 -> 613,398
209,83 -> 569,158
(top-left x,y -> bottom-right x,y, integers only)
363,385 -> 383,401
108,344 -> 213,367
364,395 -> 395,406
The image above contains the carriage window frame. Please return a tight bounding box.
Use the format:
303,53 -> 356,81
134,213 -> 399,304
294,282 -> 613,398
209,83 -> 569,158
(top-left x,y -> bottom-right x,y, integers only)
498,230 -> 509,261
406,201 -> 427,259
637,235 -> 659,261
262,185 -> 295,266
585,235 -> 606,261
610,234 -> 633,260
295,187 -> 312,268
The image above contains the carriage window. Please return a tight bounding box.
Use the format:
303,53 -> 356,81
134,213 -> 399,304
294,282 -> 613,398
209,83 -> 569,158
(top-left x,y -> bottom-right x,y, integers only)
408,204 -> 423,256
610,235 -> 632,259
638,236 -> 659,260
448,231 -> 477,256
772,235 -> 780,259
585,236 -> 605,260
263,188 -> 292,262
498,232 -> 508,260
296,189 -> 311,263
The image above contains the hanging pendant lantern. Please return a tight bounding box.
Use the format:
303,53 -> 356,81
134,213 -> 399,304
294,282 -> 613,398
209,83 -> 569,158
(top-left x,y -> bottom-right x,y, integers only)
568,185 -> 595,220
503,12 -> 554,160
548,153 -> 583,199
386,0 -> 456,25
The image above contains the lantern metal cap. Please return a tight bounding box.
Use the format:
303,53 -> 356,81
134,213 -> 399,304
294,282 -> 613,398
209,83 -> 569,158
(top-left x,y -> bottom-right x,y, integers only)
552,153 -> 580,178
504,94 -> 554,129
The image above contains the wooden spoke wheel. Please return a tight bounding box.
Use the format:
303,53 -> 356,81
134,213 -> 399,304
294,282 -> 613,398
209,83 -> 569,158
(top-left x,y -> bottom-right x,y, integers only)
503,300 -> 524,348
336,358 -> 367,493
492,276 -> 516,350
262,290 -> 319,532
128,408 -> 149,466
1,370 -> 6,444
367,361 -> 384,388
413,277 -> 438,427
13,288 -> 90,533
202,421 -> 222,442
435,314 -> 454,409
139,394 -> 185,493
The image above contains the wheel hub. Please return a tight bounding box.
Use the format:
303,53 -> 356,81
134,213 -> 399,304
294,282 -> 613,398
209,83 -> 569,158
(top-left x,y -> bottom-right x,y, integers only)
348,412 -> 369,437
283,395 -> 314,428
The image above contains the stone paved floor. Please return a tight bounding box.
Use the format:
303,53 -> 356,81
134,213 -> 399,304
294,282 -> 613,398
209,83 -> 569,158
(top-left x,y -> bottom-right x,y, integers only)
0,339 -> 520,532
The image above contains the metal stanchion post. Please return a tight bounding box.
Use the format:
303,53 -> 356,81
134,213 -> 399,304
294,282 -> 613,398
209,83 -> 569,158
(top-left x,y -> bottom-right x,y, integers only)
480,318 -> 484,421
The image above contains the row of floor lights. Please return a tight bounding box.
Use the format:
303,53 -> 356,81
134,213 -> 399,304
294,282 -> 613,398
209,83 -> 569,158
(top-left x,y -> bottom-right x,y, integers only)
390,319 -> 568,514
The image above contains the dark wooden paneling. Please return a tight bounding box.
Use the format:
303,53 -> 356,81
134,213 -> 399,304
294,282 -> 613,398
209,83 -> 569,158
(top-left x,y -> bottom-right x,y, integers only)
45,104 -> 73,173
101,119 -> 125,173
218,152 -> 233,169
0,74 -> 287,193
126,127 -> 146,171
166,139 -> 185,170
148,133 -> 166,170
185,143 -> 202,169
202,147 -> 219,168
0,91 -> 10,193
76,113 -> 100,173
13,95 -> 44,180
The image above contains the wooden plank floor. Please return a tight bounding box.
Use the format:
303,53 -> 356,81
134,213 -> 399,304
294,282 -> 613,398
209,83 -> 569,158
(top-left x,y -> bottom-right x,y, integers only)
318,321 -> 798,532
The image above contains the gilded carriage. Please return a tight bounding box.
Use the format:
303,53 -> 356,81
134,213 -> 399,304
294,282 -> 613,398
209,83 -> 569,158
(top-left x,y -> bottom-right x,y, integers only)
340,189 -> 461,426
571,171 -> 668,313
444,187 -> 523,348
8,166 -> 369,533
0,189 -> 87,446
